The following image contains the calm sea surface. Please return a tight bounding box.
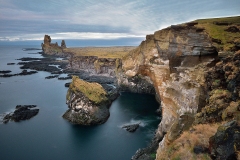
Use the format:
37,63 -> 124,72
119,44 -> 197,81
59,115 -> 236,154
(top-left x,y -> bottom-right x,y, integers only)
0,45 -> 160,160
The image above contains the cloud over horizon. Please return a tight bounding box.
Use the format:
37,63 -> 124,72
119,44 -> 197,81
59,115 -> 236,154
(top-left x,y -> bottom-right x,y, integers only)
0,0 -> 240,44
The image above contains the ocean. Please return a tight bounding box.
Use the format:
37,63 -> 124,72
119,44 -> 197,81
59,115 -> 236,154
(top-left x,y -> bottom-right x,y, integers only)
0,45 -> 160,160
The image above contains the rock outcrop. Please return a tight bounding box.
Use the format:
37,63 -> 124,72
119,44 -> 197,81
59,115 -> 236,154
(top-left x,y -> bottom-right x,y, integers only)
122,123 -> 140,132
120,24 -> 218,157
41,35 -> 66,55
209,120 -> 240,160
69,56 -> 119,77
195,50 -> 240,124
63,76 -> 112,125
3,105 -> 39,123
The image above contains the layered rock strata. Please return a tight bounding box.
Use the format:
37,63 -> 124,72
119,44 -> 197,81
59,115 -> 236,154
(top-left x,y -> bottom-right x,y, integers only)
63,76 -> 113,125
68,55 -> 119,77
120,24 -> 218,157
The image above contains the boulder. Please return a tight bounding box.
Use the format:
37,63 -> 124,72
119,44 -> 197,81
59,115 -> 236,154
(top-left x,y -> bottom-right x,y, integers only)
209,120 -> 240,160
122,123 -> 140,132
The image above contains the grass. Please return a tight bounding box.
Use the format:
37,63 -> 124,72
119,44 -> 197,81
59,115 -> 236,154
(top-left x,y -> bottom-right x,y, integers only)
157,123 -> 219,160
67,76 -> 108,104
64,46 -> 136,59
193,16 -> 240,51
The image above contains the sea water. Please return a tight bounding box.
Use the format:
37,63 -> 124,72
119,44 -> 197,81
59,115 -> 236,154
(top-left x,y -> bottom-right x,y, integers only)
0,45 -> 160,160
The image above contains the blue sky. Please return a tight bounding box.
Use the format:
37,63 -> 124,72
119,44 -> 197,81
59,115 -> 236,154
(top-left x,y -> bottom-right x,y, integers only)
0,0 -> 240,45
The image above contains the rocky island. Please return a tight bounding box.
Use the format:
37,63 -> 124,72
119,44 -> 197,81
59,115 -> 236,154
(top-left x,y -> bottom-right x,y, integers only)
63,76 -> 113,125
40,16 -> 240,159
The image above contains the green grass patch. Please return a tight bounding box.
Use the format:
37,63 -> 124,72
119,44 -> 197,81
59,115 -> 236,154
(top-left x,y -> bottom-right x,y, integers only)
64,46 -> 136,59
194,16 -> 240,51
68,76 -> 108,104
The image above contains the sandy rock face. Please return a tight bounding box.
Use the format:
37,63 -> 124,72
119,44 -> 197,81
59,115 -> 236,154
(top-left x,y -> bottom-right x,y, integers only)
121,25 -> 218,156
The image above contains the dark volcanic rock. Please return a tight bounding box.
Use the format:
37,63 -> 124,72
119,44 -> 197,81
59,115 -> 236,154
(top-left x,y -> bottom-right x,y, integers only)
7,63 -> 15,65
209,120 -> 240,160
0,70 -> 11,74
3,105 -> 39,123
122,123 -> 140,132
18,57 -> 68,73
58,76 -> 72,80
0,70 -> 37,77
22,48 -> 41,51
132,136 -> 161,160
45,75 -> 59,79
65,82 -> 70,87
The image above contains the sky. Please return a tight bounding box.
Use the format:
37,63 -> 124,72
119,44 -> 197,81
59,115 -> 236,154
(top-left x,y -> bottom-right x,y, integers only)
0,0 -> 240,46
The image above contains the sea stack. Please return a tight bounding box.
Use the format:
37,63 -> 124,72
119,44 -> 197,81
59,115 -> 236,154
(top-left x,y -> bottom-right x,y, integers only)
41,35 -> 66,55
63,76 -> 111,125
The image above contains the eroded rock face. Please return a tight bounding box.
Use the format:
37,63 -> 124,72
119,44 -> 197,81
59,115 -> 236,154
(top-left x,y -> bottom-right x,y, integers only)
69,56 -> 120,77
41,35 -> 66,55
63,76 -> 111,125
121,25 -> 218,156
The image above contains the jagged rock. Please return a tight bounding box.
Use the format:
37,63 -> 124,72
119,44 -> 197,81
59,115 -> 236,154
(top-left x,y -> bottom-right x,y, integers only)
58,76 -> 72,80
41,35 -> 66,55
63,76 -> 111,125
0,70 -> 11,74
65,82 -> 70,87
7,63 -> 15,65
122,123 -> 140,132
61,40 -> 66,48
43,35 -> 51,45
3,105 -> 39,123
0,70 -> 37,77
45,75 -> 59,79
195,51 -> 240,124
209,120 -> 240,160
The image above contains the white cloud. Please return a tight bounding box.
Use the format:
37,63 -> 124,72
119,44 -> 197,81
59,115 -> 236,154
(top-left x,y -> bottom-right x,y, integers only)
0,32 -> 145,41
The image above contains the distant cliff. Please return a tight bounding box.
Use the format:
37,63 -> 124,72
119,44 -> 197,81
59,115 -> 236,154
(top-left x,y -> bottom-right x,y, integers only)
41,35 -> 66,56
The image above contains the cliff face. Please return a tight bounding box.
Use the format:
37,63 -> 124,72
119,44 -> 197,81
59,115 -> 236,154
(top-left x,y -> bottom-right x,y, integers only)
41,35 -> 66,56
121,24 -> 218,157
69,55 -> 119,77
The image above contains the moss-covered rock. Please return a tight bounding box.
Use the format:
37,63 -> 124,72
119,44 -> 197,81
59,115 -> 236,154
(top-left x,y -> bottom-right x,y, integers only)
63,76 -> 111,125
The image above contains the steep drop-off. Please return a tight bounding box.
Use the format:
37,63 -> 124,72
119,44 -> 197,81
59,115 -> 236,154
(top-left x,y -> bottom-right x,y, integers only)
59,16 -> 240,159
122,23 -> 218,145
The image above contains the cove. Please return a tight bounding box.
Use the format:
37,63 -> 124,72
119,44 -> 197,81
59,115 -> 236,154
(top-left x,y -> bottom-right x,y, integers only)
0,45 -> 160,160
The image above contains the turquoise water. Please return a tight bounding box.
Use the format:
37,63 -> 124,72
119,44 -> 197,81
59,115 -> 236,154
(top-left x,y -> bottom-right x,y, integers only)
0,46 -> 160,160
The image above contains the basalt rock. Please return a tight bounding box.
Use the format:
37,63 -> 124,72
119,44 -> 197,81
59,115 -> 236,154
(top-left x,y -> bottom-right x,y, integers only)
3,105 -> 39,123
122,123 -> 140,132
209,120 -> 240,160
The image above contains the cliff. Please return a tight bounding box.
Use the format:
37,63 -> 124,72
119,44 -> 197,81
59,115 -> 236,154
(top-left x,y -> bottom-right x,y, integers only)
61,16 -> 240,159
63,76 -> 111,125
121,16 -> 240,159
41,35 -> 66,55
